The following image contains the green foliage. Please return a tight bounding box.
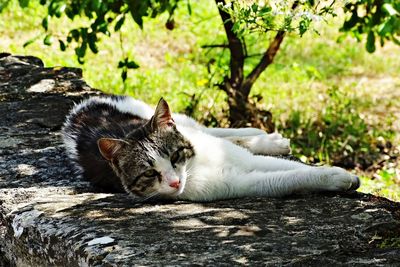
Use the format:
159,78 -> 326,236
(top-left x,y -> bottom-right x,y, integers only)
219,0 -> 336,36
360,170 -> 400,201
3,0 -> 398,81
379,237 -> 400,248
13,0 -> 180,70
0,0 -> 11,11
341,0 -> 400,52
280,87 -> 396,169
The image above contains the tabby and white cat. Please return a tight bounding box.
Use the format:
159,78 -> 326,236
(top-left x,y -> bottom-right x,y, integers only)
62,95 -> 360,202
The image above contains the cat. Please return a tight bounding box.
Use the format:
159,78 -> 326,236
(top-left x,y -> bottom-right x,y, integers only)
62,95 -> 360,202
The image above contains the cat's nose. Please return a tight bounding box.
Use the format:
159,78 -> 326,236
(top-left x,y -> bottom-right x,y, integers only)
169,180 -> 180,189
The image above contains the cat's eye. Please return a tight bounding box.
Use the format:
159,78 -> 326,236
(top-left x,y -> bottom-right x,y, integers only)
143,169 -> 158,177
170,149 -> 183,165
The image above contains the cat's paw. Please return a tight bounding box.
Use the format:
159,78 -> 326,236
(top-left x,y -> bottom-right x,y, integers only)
252,133 -> 291,155
319,167 -> 360,192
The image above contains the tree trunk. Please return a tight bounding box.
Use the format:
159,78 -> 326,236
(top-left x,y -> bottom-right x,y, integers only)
224,82 -> 248,127
223,80 -> 274,132
215,0 -> 287,132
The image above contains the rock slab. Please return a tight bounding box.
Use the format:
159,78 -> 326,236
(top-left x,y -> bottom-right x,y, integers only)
0,54 -> 399,266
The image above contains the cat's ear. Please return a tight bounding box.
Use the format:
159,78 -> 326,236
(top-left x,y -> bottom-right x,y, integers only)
151,98 -> 175,130
97,138 -> 126,161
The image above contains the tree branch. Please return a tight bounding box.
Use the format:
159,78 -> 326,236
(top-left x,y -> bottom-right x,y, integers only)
242,1 -> 299,96
215,0 -> 245,88
242,30 -> 285,95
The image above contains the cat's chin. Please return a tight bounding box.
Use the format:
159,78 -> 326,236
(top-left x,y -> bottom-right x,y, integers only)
155,187 -> 181,198
162,188 -> 184,198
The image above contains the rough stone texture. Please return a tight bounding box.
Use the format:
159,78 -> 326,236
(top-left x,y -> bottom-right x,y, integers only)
0,54 -> 400,266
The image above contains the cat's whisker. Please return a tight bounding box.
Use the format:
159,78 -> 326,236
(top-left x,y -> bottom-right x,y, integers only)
185,172 -> 194,181
141,192 -> 160,202
185,166 -> 195,177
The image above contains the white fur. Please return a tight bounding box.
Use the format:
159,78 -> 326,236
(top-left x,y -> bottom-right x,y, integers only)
70,96 -> 154,119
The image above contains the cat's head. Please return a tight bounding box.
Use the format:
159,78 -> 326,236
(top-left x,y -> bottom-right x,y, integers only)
97,98 -> 194,199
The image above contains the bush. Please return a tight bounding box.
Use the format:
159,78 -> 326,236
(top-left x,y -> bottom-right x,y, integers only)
279,86 -> 396,170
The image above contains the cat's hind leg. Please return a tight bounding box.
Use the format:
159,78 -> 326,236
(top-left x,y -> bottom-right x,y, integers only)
202,127 -> 266,137
172,113 -> 291,155
224,133 -> 291,155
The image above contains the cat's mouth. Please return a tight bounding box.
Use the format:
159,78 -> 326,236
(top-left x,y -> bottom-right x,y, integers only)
167,184 -> 185,197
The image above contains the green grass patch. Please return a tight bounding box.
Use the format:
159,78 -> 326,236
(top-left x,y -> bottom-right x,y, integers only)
378,237 -> 400,249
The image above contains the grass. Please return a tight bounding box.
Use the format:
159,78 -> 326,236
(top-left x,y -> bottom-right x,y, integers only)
1,1 -> 399,201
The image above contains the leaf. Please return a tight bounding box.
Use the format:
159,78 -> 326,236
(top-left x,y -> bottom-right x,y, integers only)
0,0 -> 11,12
43,34 -> 54,45
65,8 -> 74,19
114,15 -> 125,31
366,30 -> 376,53
342,11 -> 359,30
382,3 -> 399,16
77,56 -> 84,64
392,36 -> 400,46
23,37 -> 37,47
18,0 -> 29,8
70,29 -> 80,41
380,36 -> 385,47
126,0 -> 150,29
378,20 -> 393,36
75,41 -> 87,58
55,3 -> 66,17
251,3 -> 258,13
259,6 -> 272,15
42,16 -> 49,30
88,33 -> 98,53
126,60 -> 139,69
98,22 -> 109,34
59,39 -> 66,51
91,0 -> 101,11
299,18 -> 311,37
232,22 -> 240,34
117,60 -> 125,68
121,69 -> 127,81
187,0 -> 192,15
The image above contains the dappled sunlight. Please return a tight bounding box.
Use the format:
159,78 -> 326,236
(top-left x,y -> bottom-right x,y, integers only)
282,216 -> 304,225
15,164 -> 38,176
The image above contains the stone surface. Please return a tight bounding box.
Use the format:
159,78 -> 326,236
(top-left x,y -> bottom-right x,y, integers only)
1,54 -> 400,266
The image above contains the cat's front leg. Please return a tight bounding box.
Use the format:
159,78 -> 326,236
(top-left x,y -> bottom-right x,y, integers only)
224,133 -> 291,155
315,166 -> 360,192
267,166 -> 360,195
226,166 -> 360,199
